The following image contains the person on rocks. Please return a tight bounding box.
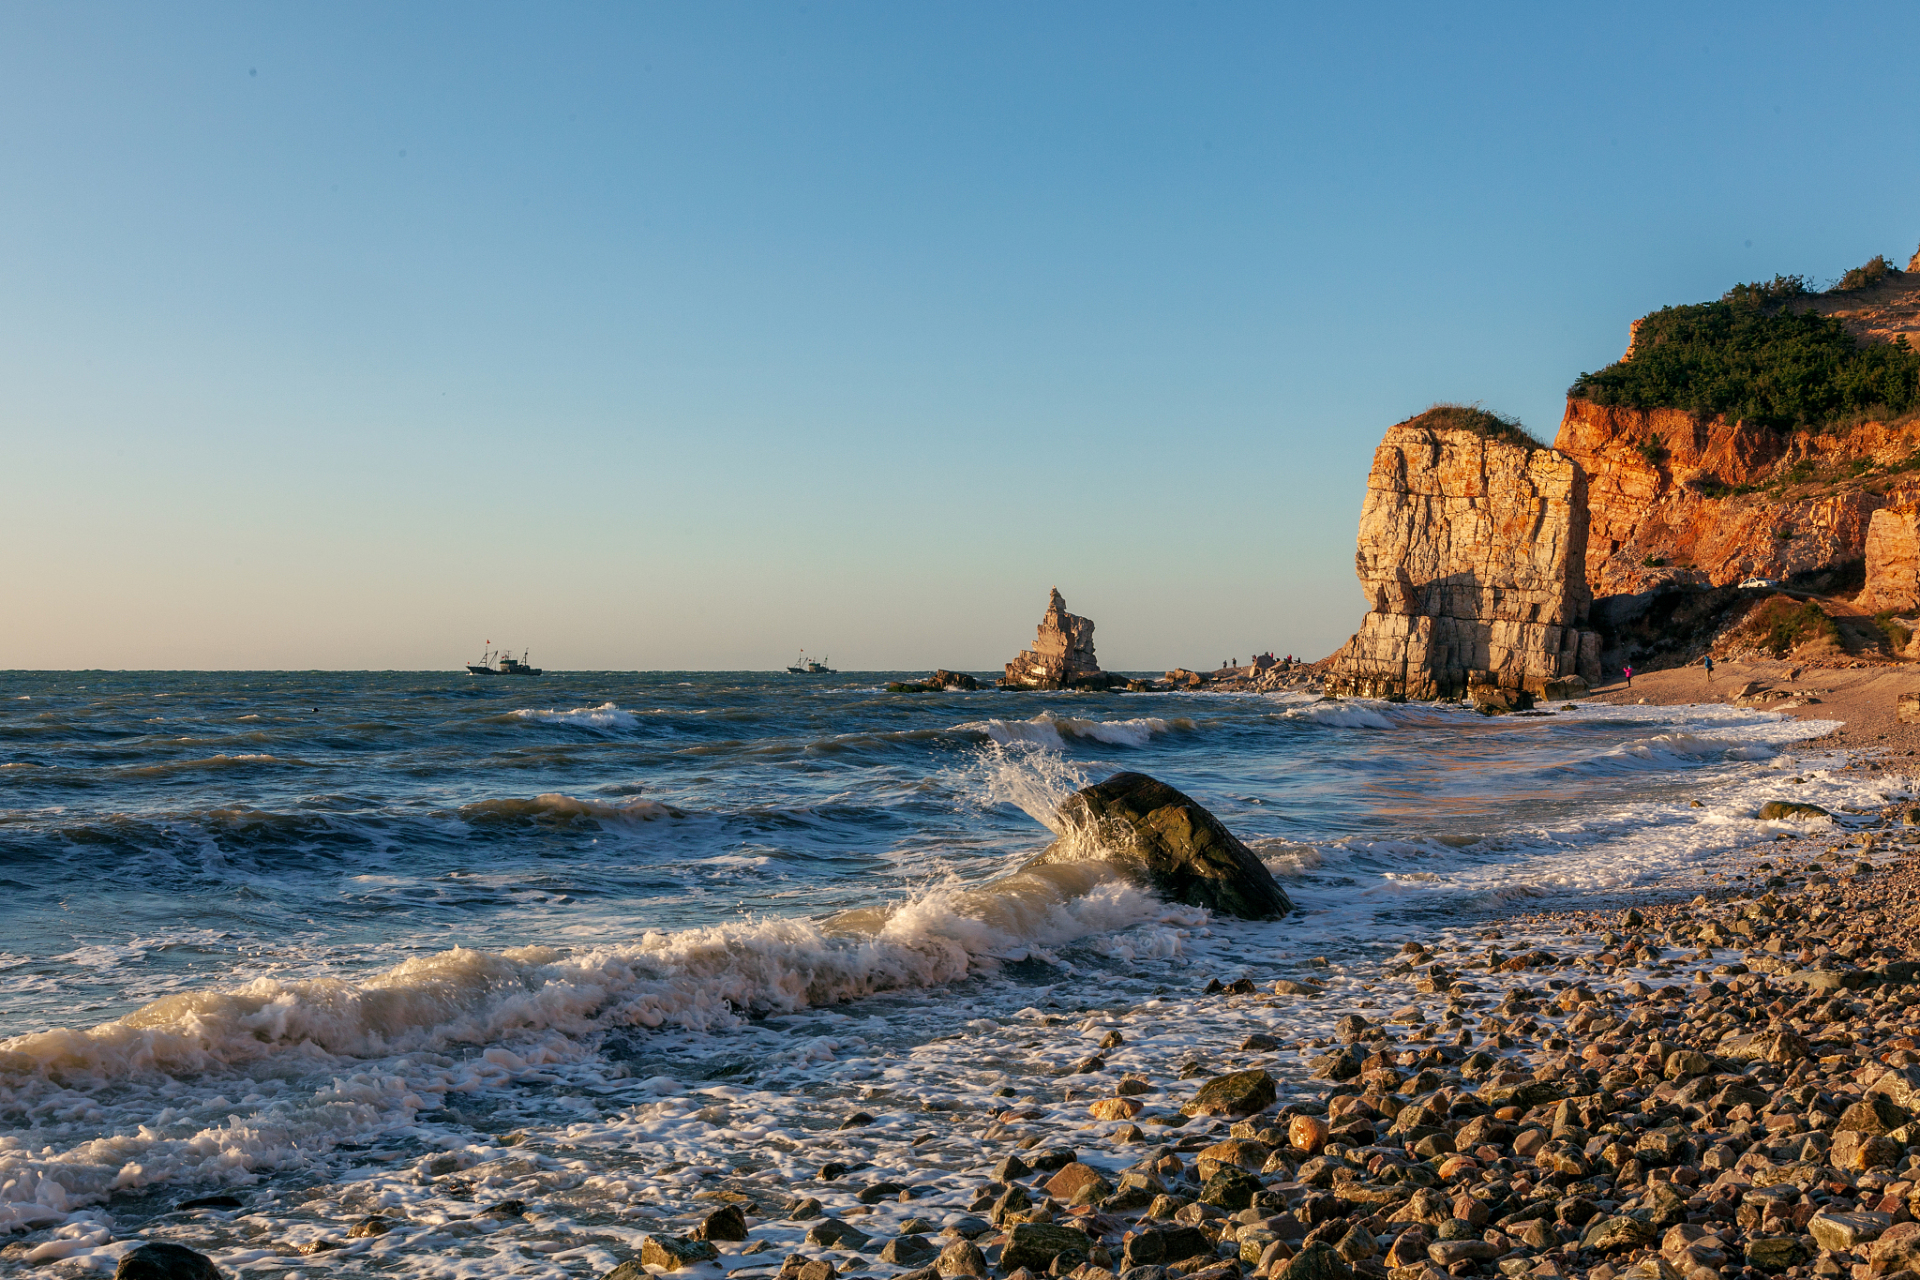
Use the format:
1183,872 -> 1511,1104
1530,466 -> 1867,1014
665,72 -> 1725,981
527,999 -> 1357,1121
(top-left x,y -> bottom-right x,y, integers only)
1623,663 -> 1634,688
1704,653 -> 1714,683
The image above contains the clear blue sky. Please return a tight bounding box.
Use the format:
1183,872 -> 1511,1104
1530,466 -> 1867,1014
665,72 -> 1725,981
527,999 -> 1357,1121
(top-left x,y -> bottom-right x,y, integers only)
7,3 -> 1917,670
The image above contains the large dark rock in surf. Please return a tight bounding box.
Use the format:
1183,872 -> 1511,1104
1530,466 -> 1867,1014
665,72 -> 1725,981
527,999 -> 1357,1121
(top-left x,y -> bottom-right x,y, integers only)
1027,772 -> 1293,920
117,1243 -> 223,1280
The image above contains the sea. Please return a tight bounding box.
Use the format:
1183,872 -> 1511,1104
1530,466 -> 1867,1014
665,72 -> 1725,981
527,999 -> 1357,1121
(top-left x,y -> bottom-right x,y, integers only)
0,671 -> 1903,1276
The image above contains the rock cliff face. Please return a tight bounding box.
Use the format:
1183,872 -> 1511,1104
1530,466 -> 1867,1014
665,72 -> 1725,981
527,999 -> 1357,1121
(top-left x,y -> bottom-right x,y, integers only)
1555,397 -> 1920,602
1327,413 -> 1602,700
1862,506 -> 1920,612
1000,589 -> 1117,690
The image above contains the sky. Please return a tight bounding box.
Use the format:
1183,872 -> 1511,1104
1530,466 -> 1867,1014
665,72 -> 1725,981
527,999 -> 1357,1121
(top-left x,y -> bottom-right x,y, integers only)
6,3 -> 1920,671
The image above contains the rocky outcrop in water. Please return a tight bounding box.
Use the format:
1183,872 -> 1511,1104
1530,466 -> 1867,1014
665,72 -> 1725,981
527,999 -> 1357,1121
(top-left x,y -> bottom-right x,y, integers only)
1025,771 -> 1293,919
1000,589 -> 1118,690
886,670 -> 983,693
1326,411 -> 1602,700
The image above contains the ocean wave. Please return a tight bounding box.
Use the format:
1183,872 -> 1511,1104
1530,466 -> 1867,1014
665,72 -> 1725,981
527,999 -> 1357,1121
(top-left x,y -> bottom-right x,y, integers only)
1280,699 -> 1396,729
0,876 -> 1190,1091
113,753 -> 301,778
1603,732 -> 1778,764
458,793 -> 683,825
953,711 -> 1191,750
508,701 -> 638,729
0,872 -> 1200,1220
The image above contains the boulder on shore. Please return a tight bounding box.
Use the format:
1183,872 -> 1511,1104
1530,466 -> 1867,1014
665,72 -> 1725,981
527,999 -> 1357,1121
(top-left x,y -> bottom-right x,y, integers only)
1000,589 -> 1121,690
1024,771 -> 1293,919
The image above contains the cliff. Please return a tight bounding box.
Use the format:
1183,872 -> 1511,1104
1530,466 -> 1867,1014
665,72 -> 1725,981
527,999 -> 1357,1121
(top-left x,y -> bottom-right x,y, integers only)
1555,397 -> 1920,603
1326,409 -> 1602,700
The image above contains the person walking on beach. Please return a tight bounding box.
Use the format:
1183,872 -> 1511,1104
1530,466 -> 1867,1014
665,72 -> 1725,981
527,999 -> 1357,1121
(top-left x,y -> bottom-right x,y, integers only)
1623,664 -> 1634,689
1704,654 -> 1714,683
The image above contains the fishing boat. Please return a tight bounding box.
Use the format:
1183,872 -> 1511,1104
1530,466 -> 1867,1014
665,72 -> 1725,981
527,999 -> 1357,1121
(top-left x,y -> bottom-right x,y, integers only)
785,652 -> 836,674
467,646 -> 543,676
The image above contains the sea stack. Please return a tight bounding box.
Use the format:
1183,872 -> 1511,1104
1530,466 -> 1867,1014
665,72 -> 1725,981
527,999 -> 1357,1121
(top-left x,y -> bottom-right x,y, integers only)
1327,406 -> 1603,702
1000,588 -> 1117,690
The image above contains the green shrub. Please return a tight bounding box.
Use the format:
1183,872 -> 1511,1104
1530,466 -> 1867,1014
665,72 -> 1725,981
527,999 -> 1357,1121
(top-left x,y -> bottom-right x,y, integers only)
1739,597 -> 1837,656
1398,403 -> 1540,449
1635,433 -> 1669,464
1723,274 -> 1811,308
1688,475 -> 1757,499
1836,255 -> 1898,292
1641,554 -> 1667,567
1571,303 -> 1920,432
1873,610 -> 1912,652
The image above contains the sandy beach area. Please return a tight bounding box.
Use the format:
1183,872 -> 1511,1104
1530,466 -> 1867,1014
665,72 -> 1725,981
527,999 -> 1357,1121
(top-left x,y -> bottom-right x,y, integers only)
1585,661 -> 1920,758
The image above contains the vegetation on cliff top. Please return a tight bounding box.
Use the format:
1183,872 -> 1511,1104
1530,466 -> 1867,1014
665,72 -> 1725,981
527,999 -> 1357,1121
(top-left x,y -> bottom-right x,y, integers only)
1570,296 -> 1920,431
1399,403 -> 1542,449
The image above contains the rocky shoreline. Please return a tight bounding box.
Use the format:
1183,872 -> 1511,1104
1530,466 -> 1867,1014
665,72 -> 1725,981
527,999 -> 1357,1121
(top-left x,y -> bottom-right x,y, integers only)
720,783 -> 1920,1280
34,730 -> 1920,1280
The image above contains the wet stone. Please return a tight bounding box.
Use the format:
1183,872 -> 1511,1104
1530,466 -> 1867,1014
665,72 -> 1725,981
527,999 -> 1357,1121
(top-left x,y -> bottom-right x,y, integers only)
1744,1236 -> 1810,1272
116,1243 -> 223,1280
1198,1166 -> 1262,1210
996,1155 -> 1034,1181
1271,1240 -> 1354,1280
1182,1069 -> 1277,1117
1121,1226 -> 1214,1269
698,1203 -> 750,1241
777,1259 -> 839,1280
881,1236 -> 941,1266
639,1235 -> 722,1272
1002,1223 -> 1096,1273
937,1240 -> 989,1276
1582,1215 -> 1658,1253
806,1219 -> 873,1250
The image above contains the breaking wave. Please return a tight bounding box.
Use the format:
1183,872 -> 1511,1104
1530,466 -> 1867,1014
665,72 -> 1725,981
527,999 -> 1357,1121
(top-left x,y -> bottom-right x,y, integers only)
953,711 -> 1191,750
508,701 -> 638,729
1604,732 -> 1778,764
1280,699 -> 1396,729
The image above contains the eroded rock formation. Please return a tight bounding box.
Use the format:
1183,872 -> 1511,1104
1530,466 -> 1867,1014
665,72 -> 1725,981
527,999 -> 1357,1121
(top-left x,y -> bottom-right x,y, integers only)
1000,589 -> 1117,690
1554,398 -> 1919,601
1025,772 -> 1293,920
1327,412 -> 1602,700
1862,505 -> 1920,613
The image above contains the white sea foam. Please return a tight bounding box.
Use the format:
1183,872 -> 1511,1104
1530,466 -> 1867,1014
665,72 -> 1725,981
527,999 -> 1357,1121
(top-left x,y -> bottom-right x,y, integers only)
965,742 -> 1088,833
509,701 -> 639,729
1605,731 -> 1778,763
0,873 -> 1201,1233
953,711 -> 1188,750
